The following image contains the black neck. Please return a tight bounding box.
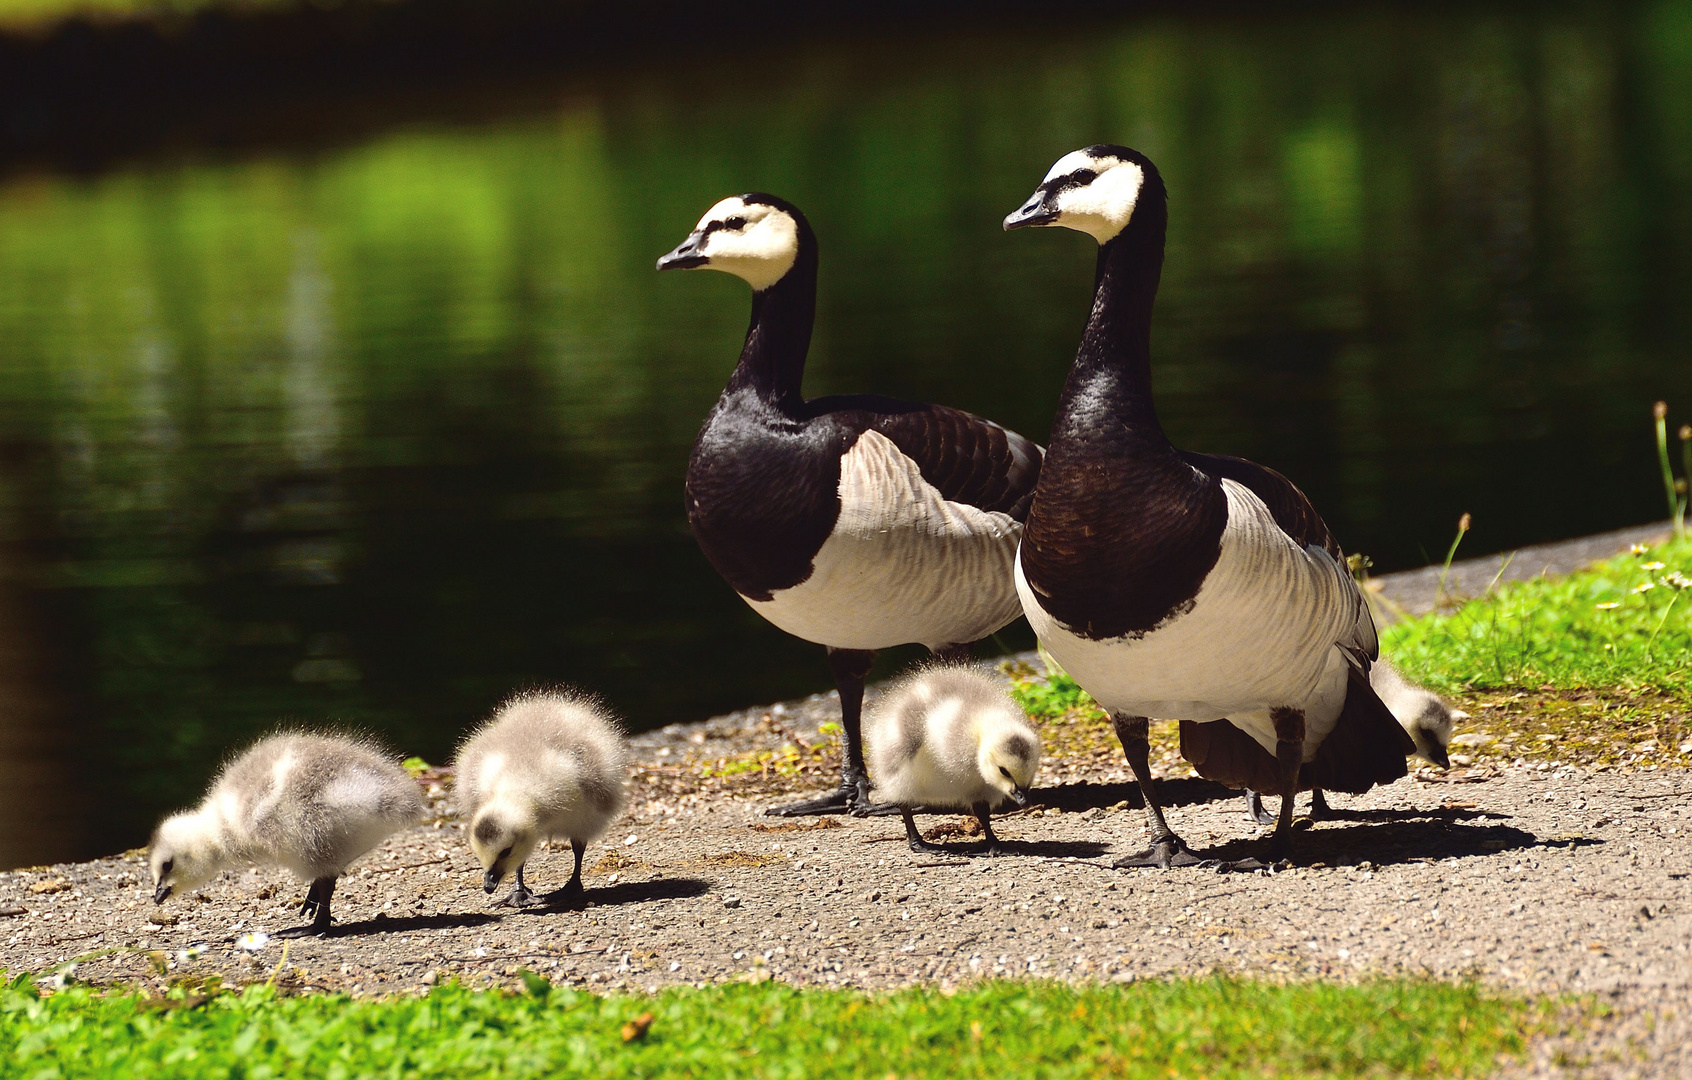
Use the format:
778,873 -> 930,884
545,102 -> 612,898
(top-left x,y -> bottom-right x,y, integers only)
1057,194 -> 1170,442
725,242 -> 817,413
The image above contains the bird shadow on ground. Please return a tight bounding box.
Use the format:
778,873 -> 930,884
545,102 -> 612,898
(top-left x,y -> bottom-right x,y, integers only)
1030,778 -> 1238,813
320,911 -> 501,938
894,840 -> 1115,861
1296,804 -> 1512,825
504,876 -> 713,916
1189,819 -> 1591,870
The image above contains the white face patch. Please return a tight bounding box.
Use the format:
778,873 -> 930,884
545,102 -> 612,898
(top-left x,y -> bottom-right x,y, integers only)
691,196 -> 800,291
1050,156 -> 1146,244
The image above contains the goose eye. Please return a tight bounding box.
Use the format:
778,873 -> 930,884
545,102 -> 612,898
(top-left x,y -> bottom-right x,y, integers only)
999,767 -> 1013,779
161,858 -> 174,875
724,216 -> 747,230
498,846 -> 514,860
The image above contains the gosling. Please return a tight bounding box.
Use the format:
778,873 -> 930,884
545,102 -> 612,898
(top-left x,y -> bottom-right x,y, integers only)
148,732 -> 425,937
1245,658 -> 1463,822
455,690 -> 629,908
865,665 -> 1041,857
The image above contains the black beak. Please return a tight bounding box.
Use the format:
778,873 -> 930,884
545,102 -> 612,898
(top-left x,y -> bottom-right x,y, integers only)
1010,787 -> 1030,807
483,868 -> 503,894
656,231 -> 710,271
1427,745 -> 1451,769
153,882 -> 172,905
1003,189 -> 1059,231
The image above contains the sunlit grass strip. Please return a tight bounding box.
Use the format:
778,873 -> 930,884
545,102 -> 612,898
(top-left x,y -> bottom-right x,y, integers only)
1383,537 -> 1692,700
2,975 -> 1533,1079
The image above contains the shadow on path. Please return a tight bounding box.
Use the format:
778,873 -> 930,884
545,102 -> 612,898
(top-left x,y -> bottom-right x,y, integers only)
508,876 -> 714,914
1031,778 -> 1240,813
318,911 -> 501,938
1184,819 -> 1591,870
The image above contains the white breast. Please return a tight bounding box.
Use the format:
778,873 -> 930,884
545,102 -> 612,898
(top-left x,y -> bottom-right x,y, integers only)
750,430 -> 1025,651
1019,479 -> 1368,758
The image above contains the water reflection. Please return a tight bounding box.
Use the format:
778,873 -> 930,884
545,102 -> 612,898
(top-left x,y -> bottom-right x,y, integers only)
0,2 -> 1690,865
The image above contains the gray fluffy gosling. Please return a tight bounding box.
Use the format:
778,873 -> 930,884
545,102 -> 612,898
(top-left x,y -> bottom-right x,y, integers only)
866,665 -> 1041,856
1246,658 -> 1464,822
149,733 -> 425,937
455,690 -> 629,908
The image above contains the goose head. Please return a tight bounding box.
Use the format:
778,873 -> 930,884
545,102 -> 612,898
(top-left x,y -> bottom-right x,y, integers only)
656,194 -> 806,291
1004,144 -> 1159,244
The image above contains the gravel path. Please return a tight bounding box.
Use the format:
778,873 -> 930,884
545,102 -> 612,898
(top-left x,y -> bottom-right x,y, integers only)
2,529 -> 1688,1077
2,748 -> 1687,1076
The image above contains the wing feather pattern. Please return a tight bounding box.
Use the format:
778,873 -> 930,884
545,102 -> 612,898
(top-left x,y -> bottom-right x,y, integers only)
812,395 -> 1044,520
1172,453 -> 1409,796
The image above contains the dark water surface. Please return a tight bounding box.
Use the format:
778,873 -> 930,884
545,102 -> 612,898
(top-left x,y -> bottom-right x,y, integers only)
2,2 -> 1691,866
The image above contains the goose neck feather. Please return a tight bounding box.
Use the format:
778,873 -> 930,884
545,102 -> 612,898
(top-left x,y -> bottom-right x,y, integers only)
724,214 -> 818,414
1021,164 -> 1229,640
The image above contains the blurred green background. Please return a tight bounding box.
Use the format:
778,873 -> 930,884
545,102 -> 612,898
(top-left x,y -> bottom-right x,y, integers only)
1,0 -> 1690,865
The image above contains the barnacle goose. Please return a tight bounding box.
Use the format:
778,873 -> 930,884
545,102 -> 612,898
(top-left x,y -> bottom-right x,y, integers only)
1004,147 -> 1412,868
658,194 -> 1042,816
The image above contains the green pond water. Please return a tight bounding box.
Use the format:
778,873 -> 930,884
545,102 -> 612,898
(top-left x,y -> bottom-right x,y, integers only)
1,3 -> 1690,865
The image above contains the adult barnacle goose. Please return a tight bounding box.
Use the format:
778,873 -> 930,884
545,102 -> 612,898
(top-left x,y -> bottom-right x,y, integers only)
1004,147 -> 1412,868
658,194 -> 1042,816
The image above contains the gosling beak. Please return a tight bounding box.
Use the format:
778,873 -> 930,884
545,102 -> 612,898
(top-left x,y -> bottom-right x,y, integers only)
483,868 -> 504,894
153,882 -> 172,905
656,232 -> 709,271
1003,188 -> 1059,231
1426,745 -> 1451,770
1009,786 -> 1030,807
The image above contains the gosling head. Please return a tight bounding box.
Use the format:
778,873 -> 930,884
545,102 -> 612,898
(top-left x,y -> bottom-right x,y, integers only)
148,813 -> 220,905
1003,144 -> 1163,244
469,805 -> 538,894
1409,704 -> 1463,770
978,724 -> 1041,810
656,194 -> 809,291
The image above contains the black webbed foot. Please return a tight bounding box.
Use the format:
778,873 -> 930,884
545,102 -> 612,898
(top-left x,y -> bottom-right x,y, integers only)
770,771 -> 870,817
280,878 -> 336,935
1113,836 -> 1207,869
492,884 -> 547,908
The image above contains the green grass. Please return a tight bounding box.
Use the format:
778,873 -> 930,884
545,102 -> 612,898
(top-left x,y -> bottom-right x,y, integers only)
2,974 -> 1533,1079
1383,537 -> 1692,700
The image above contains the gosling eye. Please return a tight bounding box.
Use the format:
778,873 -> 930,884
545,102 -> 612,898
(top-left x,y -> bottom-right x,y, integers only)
999,767 -> 1013,780
160,858 -> 174,875
723,216 -> 747,231
498,846 -> 513,860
